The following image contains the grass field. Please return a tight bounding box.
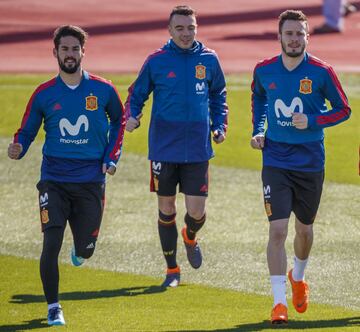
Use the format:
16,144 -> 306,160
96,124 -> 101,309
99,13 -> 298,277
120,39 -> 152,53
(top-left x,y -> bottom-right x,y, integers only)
1,255 -> 360,332
0,74 -> 359,330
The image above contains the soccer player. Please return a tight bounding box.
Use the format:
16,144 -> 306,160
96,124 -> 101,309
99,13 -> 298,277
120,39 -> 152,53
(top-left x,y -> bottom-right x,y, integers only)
250,10 -> 351,324
125,5 -> 228,287
8,25 -> 126,326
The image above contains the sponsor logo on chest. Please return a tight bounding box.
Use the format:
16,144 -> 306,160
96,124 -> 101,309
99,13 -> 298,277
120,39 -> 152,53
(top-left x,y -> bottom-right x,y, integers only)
59,115 -> 89,144
274,97 -> 303,127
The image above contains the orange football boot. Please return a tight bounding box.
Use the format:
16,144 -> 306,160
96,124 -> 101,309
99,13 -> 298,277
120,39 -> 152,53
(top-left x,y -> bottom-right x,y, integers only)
288,269 -> 309,313
271,303 -> 288,324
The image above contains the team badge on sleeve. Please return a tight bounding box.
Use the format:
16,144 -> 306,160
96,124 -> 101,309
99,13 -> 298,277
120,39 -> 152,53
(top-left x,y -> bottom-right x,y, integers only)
299,78 -> 312,94
195,64 -> 206,79
153,177 -> 159,192
40,209 -> 49,223
265,202 -> 272,217
85,94 -> 98,111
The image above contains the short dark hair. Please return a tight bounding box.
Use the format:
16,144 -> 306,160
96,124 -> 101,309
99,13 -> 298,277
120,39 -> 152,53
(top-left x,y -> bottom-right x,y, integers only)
169,5 -> 196,23
278,10 -> 308,33
53,25 -> 88,49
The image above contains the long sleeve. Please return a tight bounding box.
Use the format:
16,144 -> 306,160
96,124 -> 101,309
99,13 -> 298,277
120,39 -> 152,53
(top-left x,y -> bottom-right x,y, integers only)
307,66 -> 351,129
251,69 -> 268,137
125,59 -> 154,119
103,85 -> 126,166
209,56 -> 228,135
13,89 -> 43,159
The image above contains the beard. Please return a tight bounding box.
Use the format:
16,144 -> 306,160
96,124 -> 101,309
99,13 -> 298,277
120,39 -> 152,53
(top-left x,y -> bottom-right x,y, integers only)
58,56 -> 81,74
281,40 -> 306,58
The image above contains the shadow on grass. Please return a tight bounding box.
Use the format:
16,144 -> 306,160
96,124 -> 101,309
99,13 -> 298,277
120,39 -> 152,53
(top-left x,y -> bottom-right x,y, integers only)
173,316 -> 360,331
0,319 -> 48,331
10,285 -> 166,304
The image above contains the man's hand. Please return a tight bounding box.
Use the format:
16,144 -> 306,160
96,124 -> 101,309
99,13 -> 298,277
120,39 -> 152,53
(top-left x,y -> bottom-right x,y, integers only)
292,113 -> 308,129
126,113 -> 143,132
212,130 -> 225,144
250,134 -> 265,150
102,163 -> 116,176
8,142 -> 23,159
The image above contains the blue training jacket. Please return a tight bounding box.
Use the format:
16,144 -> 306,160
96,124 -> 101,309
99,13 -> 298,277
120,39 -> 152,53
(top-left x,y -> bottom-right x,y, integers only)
126,39 -> 228,163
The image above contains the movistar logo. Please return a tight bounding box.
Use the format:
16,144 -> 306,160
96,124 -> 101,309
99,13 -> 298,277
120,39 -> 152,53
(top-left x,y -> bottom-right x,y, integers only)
152,161 -> 161,176
196,82 -> 206,95
59,115 -> 89,137
274,97 -> 303,127
39,193 -> 49,207
274,97 -> 303,118
263,185 -> 271,195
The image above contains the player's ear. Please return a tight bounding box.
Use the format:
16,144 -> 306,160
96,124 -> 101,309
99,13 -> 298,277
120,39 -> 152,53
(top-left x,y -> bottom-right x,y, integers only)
53,48 -> 57,58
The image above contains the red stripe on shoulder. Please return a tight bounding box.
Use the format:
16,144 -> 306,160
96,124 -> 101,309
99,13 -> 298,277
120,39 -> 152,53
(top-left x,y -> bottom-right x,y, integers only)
14,77 -> 57,143
39,77 -> 57,90
147,49 -> 167,62
308,55 -> 330,68
254,56 -> 278,70
88,73 -> 111,84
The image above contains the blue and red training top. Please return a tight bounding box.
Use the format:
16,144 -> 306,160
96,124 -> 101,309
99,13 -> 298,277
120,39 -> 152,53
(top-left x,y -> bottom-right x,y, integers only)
14,71 -> 126,182
251,53 -> 351,172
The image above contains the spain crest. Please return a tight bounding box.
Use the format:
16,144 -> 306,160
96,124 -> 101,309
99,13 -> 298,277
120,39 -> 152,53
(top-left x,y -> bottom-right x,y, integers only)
41,209 -> 49,224
153,177 -> 159,192
195,64 -> 206,79
85,94 -> 98,111
265,202 -> 272,217
299,78 -> 312,94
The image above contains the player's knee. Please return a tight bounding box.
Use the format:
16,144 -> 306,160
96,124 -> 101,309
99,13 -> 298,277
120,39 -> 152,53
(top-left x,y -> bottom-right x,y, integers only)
296,226 -> 313,240
269,226 -> 288,244
186,208 -> 205,221
159,203 -> 176,216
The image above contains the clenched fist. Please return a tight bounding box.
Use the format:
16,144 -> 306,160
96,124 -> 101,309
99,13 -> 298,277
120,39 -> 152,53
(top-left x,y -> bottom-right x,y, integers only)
8,142 -> 23,159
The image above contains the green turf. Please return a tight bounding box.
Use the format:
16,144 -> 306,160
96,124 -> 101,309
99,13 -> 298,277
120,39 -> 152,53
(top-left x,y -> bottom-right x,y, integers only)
0,73 -> 359,184
0,255 -> 359,332
1,138 -> 359,311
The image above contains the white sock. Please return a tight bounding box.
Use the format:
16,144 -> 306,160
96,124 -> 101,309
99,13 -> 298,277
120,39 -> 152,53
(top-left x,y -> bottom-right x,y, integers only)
292,256 -> 308,281
48,303 -> 60,310
270,275 -> 287,307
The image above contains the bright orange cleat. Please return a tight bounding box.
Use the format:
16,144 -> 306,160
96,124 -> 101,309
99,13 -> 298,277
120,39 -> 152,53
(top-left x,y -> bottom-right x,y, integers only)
271,303 -> 288,325
288,269 -> 309,313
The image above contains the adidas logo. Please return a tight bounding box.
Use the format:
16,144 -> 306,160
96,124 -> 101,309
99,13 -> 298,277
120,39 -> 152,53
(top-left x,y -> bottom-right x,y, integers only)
268,82 -> 277,90
167,71 -> 176,78
200,184 -> 208,192
53,103 -> 62,111
86,242 -> 95,249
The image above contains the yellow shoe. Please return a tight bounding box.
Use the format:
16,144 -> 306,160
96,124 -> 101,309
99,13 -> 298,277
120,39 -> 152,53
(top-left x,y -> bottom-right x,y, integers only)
271,303 -> 288,325
288,269 -> 309,313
